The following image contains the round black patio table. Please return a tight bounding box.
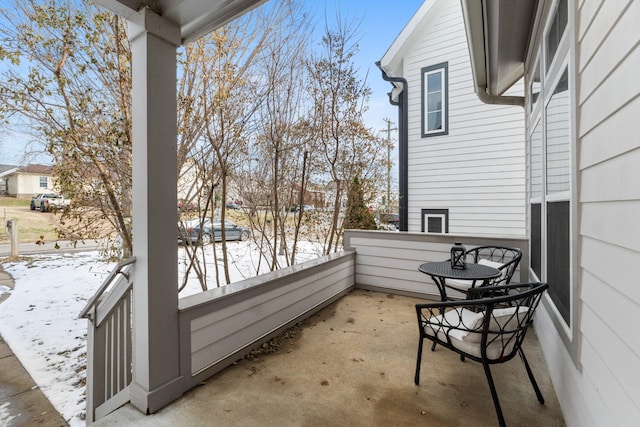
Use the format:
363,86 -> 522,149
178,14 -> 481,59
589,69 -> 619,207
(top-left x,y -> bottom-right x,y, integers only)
418,261 -> 501,301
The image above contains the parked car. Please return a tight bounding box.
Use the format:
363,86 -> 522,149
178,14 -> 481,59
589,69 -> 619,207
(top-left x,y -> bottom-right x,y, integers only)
30,193 -> 70,212
225,202 -> 241,210
379,213 -> 399,229
388,213 -> 400,229
179,219 -> 250,245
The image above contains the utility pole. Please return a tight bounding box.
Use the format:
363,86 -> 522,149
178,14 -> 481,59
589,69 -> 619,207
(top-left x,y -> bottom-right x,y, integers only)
381,118 -> 397,216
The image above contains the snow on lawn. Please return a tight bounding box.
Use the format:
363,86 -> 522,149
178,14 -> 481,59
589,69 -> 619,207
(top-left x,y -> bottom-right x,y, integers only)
0,240 -> 326,426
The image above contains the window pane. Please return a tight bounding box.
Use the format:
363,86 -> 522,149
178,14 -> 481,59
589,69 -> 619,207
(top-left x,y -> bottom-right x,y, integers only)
531,203 -> 542,279
546,0 -> 567,71
427,72 -> 441,90
546,67 -> 570,194
422,63 -> 448,137
427,216 -> 443,233
530,61 -> 541,109
39,177 -> 47,188
422,209 -> 449,233
531,121 -> 542,199
427,92 -> 442,111
427,112 -> 442,131
547,200 -> 570,324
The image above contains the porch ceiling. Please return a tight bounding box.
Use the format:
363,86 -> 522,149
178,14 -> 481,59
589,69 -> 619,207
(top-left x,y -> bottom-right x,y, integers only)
461,0 -> 538,96
94,0 -> 267,44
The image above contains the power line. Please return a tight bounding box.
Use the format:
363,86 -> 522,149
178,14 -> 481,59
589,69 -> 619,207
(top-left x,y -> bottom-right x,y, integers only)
380,118 -> 397,215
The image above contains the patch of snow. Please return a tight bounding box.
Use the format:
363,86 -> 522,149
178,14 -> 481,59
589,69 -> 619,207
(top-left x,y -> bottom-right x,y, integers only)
0,240 -> 325,425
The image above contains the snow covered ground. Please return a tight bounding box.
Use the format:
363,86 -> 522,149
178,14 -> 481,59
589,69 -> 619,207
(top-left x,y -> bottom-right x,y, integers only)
0,240 -> 326,426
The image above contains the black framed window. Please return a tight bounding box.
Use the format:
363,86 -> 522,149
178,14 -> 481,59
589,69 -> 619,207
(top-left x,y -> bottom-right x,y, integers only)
421,209 -> 449,233
421,63 -> 448,137
39,176 -> 47,188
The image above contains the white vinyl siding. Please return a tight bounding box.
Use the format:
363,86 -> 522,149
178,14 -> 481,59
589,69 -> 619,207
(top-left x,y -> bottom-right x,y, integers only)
530,0 -> 640,425
402,0 -> 526,236
344,230 -> 527,297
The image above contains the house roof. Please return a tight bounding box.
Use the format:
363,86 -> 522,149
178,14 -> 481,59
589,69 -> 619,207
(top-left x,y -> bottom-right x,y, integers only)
94,0 -> 267,45
0,164 -> 18,173
19,164 -> 53,174
378,0 -> 442,97
460,0 -> 539,96
0,164 -> 52,177
379,0 -> 440,76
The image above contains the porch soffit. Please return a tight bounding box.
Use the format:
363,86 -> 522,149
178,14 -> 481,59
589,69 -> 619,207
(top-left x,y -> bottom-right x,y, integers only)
94,0 -> 267,45
461,0 -> 538,96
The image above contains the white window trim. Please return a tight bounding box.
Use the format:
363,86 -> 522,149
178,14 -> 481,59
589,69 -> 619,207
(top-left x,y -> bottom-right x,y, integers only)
526,0 -> 581,366
421,208 -> 449,234
421,62 -> 448,137
425,214 -> 445,233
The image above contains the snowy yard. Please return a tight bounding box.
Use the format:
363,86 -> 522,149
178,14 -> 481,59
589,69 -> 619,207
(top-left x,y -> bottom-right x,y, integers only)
0,241 -> 326,426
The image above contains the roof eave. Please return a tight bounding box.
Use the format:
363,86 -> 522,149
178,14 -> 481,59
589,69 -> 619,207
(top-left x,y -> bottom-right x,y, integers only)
94,0 -> 267,45
460,0 -> 538,106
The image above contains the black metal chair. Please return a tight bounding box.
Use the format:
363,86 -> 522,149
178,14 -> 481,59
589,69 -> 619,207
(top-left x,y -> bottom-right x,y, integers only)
414,282 -> 548,427
444,246 -> 523,297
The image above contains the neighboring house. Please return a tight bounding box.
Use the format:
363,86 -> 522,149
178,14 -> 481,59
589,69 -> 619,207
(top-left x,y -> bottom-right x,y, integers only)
289,183 -> 325,209
0,164 -> 54,197
461,0 -> 640,425
378,0 -> 527,236
0,164 -> 18,194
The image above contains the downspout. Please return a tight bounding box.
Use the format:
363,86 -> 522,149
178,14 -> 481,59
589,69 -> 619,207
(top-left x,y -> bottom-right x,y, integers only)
376,61 -> 408,232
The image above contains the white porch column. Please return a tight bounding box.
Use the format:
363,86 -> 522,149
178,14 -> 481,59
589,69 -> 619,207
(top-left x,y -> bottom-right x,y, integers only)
128,8 -> 182,413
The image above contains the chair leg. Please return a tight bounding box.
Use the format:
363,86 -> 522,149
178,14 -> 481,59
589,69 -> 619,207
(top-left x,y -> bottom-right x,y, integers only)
482,361 -> 506,427
415,338 -> 424,385
431,341 -> 437,351
519,348 -> 545,404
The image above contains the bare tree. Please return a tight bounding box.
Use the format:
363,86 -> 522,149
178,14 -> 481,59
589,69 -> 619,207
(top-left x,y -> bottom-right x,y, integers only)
176,1 -> 312,286
306,15 -> 386,254
0,1 -> 133,258
251,0 -> 313,270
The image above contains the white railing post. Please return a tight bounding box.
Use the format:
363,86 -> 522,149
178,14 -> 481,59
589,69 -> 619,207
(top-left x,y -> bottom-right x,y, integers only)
80,259 -> 135,423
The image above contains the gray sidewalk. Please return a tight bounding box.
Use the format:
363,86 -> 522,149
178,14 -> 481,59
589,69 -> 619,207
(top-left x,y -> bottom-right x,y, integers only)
0,267 -> 68,427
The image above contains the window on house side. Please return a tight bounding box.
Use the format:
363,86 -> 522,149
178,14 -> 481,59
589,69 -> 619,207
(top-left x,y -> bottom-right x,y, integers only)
530,59 -> 541,111
546,0 -> 567,72
421,209 -> 449,233
39,176 -> 47,188
421,63 -> 448,137
546,68 -> 570,194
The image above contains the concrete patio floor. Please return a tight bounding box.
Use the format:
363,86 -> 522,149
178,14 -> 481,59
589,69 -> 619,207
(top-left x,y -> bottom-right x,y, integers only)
95,289 -> 565,426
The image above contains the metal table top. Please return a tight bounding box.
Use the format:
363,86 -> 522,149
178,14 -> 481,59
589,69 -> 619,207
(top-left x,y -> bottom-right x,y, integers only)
418,261 -> 501,281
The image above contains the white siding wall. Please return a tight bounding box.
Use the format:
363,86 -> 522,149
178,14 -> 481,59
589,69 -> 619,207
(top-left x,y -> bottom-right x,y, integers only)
535,0 -> 640,426
178,252 -> 355,388
404,0 -> 526,236
8,174 -> 51,197
344,230 -> 528,299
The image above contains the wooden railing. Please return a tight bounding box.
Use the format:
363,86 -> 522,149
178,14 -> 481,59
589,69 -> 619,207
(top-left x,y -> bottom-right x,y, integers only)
79,257 -> 136,424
